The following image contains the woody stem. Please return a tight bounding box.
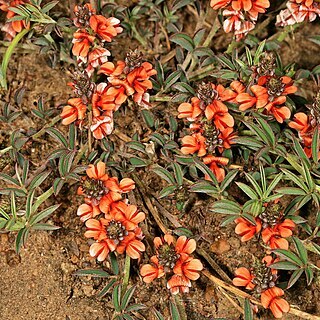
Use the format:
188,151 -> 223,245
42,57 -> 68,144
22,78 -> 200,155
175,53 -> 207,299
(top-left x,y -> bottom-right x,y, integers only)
88,106 -> 93,154
122,254 -> 131,294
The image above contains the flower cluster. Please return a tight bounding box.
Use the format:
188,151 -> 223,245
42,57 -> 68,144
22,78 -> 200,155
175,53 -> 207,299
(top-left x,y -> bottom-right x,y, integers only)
178,82 -> 238,182
210,0 -> 270,40
289,91 -> 320,158
61,3 -> 156,139
235,202 -> 296,250
0,0 -> 30,40
140,234 -> 203,295
276,0 -> 320,27
233,256 -> 290,318
77,161 -> 146,261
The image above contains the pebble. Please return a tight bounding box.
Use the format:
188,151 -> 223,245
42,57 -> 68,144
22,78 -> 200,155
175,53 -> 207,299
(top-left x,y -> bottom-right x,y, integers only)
210,239 -> 230,254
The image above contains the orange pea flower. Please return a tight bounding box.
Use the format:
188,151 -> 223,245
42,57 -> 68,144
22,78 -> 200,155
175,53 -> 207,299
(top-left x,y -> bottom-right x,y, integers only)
205,100 -> 234,130
219,127 -> 237,151
289,112 -> 312,134
261,219 -> 295,250
264,96 -> 291,123
86,47 -> 111,76
236,85 -> 269,111
232,267 -> 256,289
61,98 -> 87,125
181,133 -> 207,157
140,256 -> 165,283
261,287 -> 290,318
178,97 -> 202,121
84,218 -> 108,241
234,217 -> 262,241
127,62 -> 157,93
91,113 -> 114,139
89,15 -> 122,42
167,275 -> 192,295
116,230 -> 145,259
77,200 -> 100,222
72,30 -> 95,57
220,80 -> 246,103
140,234 -> 202,294
203,155 -> 229,182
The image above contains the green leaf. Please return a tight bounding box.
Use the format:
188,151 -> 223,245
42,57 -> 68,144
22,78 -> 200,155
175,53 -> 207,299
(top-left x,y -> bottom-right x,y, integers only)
25,189 -> 35,220
31,223 -> 60,231
46,127 -> 68,148
173,227 -> 193,237
41,0 -> 59,13
276,187 -> 306,196
29,203 -> 60,225
236,182 -> 258,200
97,278 -> 117,298
269,261 -> 300,270
287,269 -> 304,289
159,185 -> 177,198
210,199 -> 241,215
244,298 -> 253,320
220,170 -> 238,192
169,300 -> 181,320
28,171 -> 51,190
172,82 -> 195,95
129,157 -> 148,167
141,109 -> 154,128
150,133 -> 166,146
172,163 -> 183,186
265,173 -> 283,197
281,169 -> 309,193
273,249 -> 304,266
253,40 -> 266,65
53,177 -> 65,195
245,172 -> 263,197
170,33 -> 194,51
292,237 -> 308,265
312,126 -> 319,163
15,227 -> 29,253
112,284 -> 122,312
153,308 -> 165,320
189,181 -> 218,195
1,28 -> 29,90
74,269 -> 110,278
233,136 -> 264,149
152,165 -> 176,184
125,303 -> 146,312
109,252 -> 119,275
305,266 -> 314,286
164,70 -> 182,91
0,173 -> 20,186
126,141 -> 146,154
121,286 -> 136,311
194,158 -> 219,187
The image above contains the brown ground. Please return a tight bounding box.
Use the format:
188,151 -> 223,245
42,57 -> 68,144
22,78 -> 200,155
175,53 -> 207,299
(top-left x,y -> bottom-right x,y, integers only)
1,7 -> 320,320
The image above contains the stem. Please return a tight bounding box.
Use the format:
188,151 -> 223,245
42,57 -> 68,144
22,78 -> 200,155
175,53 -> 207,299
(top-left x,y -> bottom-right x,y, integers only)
131,24 -> 148,48
188,64 -> 215,81
174,295 -> 187,320
122,254 -> 131,294
88,109 -> 93,154
0,145 -> 13,156
1,28 -> 30,90
203,15 -> 220,47
31,115 -> 61,140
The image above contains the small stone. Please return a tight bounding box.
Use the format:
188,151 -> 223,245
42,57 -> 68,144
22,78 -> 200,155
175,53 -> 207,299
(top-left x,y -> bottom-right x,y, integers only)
210,239 -> 230,255
70,255 -> 79,264
82,284 -> 94,297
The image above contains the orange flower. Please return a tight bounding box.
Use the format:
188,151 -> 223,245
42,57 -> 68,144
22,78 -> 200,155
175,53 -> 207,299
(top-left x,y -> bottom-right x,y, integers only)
220,80 -> 246,103
105,177 -> 135,193
178,97 -> 202,121
91,113 -> 114,139
173,255 -> 203,280
61,98 -> 87,125
261,219 -> 295,250
167,275 -> 191,295
72,30 -> 95,57
181,133 -> 207,157
289,112 -> 312,134
258,75 -> 297,96
86,47 -> 111,76
264,96 -> 291,123
234,217 -> 262,241
109,201 -> 145,231
236,85 -> 269,111
210,0 -> 231,9
116,231 -> 145,259
89,15 -> 122,41
203,155 -> 229,182
232,267 -> 256,289
219,127 -> 237,150
127,62 -> 157,94
77,200 -> 100,222
261,287 -> 290,318
84,218 -> 108,241
140,256 -> 165,283
89,241 -> 111,261
205,100 -> 234,130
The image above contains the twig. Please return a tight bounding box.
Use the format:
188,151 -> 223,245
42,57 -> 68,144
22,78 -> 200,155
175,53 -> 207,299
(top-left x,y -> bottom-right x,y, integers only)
218,287 -> 244,314
202,270 -> 320,320
153,198 -> 182,228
